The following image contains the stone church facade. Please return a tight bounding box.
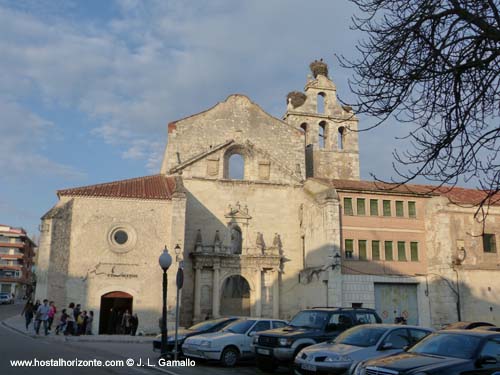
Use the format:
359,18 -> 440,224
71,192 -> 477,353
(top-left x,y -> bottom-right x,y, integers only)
35,61 -> 500,333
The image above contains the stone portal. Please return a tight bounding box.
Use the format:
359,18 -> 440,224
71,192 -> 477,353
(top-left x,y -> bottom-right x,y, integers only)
220,275 -> 251,316
99,291 -> 133,334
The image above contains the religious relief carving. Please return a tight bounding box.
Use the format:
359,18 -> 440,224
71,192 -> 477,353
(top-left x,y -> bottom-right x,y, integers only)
225,201 -> 251,220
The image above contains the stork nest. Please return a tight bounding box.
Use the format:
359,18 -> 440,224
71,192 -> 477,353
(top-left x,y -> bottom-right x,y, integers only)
310,60 -> 328,78
287,91 -> 307,108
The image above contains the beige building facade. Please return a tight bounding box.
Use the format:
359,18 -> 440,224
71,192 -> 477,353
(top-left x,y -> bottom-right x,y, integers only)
36,61 -> 500,332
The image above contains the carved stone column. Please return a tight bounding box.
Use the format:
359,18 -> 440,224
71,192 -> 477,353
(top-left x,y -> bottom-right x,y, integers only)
212,265 -> 220,318
255,268 -> 262,317
193,266 -> 202,321
272,269 -> 280,318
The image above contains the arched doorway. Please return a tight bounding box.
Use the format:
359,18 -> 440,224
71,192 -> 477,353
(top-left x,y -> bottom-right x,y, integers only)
220,275 -> 251,316
99,291 -> 133,334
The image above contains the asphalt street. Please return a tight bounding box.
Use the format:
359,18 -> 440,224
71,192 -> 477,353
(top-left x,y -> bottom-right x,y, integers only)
0,303 -> 269,375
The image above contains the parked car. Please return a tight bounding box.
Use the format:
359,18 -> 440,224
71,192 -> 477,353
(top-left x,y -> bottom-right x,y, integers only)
353,330 -> 500,375
294,324 -> 433,375
442,321 -> 495,330
0,293 -> 13,304
254,307 -> 382,372
153,316 -> 239,354
182,317 -> 287,367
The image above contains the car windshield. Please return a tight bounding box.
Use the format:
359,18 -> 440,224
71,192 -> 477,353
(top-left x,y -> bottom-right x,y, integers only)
189,318 -> 230,331
408,333 -> 481,359
222,320 -> 256,334
334,326 -> 388,347
289,311 -> 329,329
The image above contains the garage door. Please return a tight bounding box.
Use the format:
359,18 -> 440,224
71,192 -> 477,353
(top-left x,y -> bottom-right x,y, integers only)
375,283 -> 418,325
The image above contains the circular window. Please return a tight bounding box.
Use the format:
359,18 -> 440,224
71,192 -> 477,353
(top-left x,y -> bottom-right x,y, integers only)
113,230 -> 128,245
108,224 -> 136,253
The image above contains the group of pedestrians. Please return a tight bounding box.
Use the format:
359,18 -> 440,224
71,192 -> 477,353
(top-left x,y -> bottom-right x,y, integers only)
21,300 -> 93,336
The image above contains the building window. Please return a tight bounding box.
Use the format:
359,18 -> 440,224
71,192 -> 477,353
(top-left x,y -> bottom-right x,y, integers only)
384,241 -> 393,261
345,239 -> 354,259
358,240 -> 367,260
383,200 -> 391,216
344,197 -> 353,215
300,123 -> 309,146
317,92 -> 325,113
370,199 -> 378,216
408,201 -> 417,218
319,121 -> 327,149
397,241 -> 407,261
338,127 -> 345,150
483,234 -> 497,253
396,201 -> 404,217
228,153 -> 244,179
372,240 -> 380,260
357,198 -> 366,216
410,242 -> 419,261
113,230 -> 128,245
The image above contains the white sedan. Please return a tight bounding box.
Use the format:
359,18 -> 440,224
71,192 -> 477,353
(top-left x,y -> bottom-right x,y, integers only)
182,317 -> 287,366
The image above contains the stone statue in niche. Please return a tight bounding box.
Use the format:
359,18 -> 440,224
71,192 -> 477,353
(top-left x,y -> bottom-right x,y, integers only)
230,226 -> 243,254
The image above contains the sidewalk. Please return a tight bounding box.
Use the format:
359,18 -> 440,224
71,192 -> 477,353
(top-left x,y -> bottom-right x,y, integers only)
2,314 -> 155,343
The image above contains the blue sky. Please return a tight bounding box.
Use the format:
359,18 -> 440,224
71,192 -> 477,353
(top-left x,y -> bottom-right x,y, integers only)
0,0 -> 417,237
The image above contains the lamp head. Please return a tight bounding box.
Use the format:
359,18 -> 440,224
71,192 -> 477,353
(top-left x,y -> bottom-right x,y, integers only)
159,245 -> 173,271
174,243 -> 182,256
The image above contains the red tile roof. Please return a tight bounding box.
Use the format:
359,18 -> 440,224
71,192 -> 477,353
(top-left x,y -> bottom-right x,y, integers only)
57,175 -> 180,200
317,178 -> 500,206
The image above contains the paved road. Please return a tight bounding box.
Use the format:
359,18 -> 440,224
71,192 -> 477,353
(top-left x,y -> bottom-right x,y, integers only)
0,304 -> 278,375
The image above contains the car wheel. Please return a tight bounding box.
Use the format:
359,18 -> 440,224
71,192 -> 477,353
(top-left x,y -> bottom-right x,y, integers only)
256,356 -> 278,373
221,346 -> 239,367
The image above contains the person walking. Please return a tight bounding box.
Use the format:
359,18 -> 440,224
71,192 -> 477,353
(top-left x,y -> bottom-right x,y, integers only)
73,303 -> 81,321
121,309 -> 131,335
47,301 -> 56,331
55,309 -> 68,335
35,299 -> 50,335
21,300 -> 34,331
85,311 -> 94,335
130,313 -> 139,336
65,302 -> 76,335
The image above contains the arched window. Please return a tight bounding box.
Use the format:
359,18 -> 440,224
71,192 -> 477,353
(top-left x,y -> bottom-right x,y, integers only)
317,92 -> 325,113
319,121 -> 327,149
300,123 -> 309,146
228,153 -> 244,179
338,126 -> 345,150
230,225 -> 243,254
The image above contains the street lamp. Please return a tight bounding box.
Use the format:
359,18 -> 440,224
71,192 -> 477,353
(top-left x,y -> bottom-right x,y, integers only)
159,246 -> 172,358
173,243 -> 184,360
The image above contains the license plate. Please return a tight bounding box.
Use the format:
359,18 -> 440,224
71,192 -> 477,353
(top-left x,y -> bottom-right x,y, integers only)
257,348 -> 270,355
301,363 -> 317,371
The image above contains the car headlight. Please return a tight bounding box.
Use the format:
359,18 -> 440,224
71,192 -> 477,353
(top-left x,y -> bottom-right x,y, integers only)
200,340 -> 212,348
253,335 -> 259,344
279,338 -> 293,346
324,355 -> 352,362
